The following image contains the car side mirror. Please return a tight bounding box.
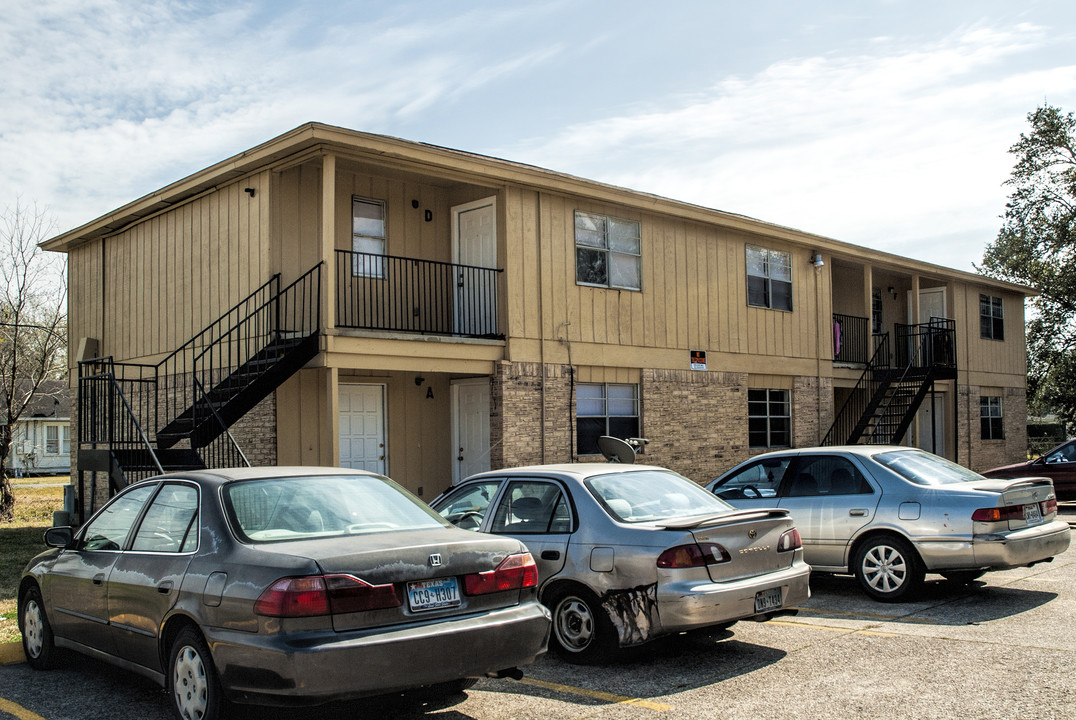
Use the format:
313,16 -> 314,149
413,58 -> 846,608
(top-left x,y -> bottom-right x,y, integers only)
43,526 -> 74,549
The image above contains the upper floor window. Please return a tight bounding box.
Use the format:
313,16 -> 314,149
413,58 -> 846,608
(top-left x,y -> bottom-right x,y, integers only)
352,197 -> 386,278
576,383 -> 639,455
746,245 -> 792,311
980,396 -> 1004,440
575,212 -> 641,290
979,294 -> 1004,340
749,389 -> 791,448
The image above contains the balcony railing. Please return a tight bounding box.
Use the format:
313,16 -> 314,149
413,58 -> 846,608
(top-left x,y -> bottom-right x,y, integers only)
832,313 -> 870,364
336,250 -> 503,339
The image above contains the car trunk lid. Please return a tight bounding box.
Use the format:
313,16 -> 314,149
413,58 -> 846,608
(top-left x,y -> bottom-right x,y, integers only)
963,477 -> 1058,530
660,508 -> 798,582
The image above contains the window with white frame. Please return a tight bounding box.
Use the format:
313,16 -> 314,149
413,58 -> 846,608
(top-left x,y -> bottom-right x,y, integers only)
746,245 -> 792,311
575,212 -> 641,290
576,383 -> 639,455
979,294 -> 1004,341
748,389 -> 791,448
352,197 -> 386,278
45,424 -> 69,455
980,396 -> 1004,440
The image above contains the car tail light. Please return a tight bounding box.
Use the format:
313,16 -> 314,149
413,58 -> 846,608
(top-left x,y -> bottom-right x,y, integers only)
462,552 -> 539,595
972,505 -> 1025,522
778,528 -> 802,552
657,542 -> 731,568
1042,498 -> 1057,515
254,575 -> 401,617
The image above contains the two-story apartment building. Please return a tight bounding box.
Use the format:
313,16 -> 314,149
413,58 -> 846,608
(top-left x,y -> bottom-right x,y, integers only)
43,123 -> 1032,520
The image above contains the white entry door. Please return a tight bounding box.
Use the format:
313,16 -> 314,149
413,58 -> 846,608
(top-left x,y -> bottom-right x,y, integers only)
339,384 -> 386,474
451,378 -> 491,485
914,287 -> 948,323
452,197 -> 497,336
916,394 -> 946,458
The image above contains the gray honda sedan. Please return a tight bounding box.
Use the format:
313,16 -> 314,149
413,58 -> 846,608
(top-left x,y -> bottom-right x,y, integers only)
431,463 -> 811,663
707,447 -> 1071,601
18,467 -> 550,720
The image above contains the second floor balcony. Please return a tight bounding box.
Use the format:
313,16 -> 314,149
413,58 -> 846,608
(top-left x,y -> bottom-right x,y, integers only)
335,249 -> 504,340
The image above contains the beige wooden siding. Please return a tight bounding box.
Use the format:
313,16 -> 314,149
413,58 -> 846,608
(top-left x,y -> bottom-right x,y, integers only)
956,283 -> 1027,381
507,192 -> 822,366
85,173 -> 270,363
68,242 -> 103,372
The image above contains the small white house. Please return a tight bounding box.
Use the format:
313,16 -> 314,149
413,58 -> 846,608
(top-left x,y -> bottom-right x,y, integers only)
5,380 -> 70,476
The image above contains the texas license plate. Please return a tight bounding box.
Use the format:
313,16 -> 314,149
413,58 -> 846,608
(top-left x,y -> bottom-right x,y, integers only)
407,577 -> 461,612
754,587 -> 783,613
1023,503 -> 1043,525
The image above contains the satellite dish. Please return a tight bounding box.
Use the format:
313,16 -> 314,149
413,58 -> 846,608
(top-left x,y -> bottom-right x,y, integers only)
597,436 -> 636,464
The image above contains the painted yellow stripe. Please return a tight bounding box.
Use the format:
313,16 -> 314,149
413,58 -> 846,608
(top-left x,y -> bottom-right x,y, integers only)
793,607 -> 938,624
0,697 -> 50,720
518,677 -> 672,711
769,620 -> 897,637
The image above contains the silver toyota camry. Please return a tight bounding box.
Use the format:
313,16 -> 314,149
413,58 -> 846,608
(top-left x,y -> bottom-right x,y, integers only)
431,463 -> 811,663
18,467 -> 550,720
707,446 -> 1071,601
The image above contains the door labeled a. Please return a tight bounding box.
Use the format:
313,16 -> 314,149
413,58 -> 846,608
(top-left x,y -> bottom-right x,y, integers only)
339,384 -> 386,474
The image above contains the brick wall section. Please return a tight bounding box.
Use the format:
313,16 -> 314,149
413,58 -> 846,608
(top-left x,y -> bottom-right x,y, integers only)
959,384 -> 1028,473
640,369 -> 749,483
792,376 -> 832,449
230,393 -> 277,466
492,361 -> 574,468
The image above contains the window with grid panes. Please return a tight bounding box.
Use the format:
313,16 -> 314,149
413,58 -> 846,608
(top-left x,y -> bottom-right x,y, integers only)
748,389 -> 791,448
576,383 -> 639,455
746,245 -> 792,311
979,294 -> 1004,340
575,212 -> 641,290
980,396 -> 1004,440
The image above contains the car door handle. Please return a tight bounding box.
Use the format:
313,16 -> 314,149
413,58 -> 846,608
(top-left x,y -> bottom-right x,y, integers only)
849,509 -> 868,517
540,550 -> 561,561
92,573 -> 105,585
157,581 -> 174,594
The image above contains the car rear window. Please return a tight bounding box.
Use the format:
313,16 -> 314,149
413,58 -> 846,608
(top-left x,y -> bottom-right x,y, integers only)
873,449 -> 983,486
223,474 -> 448,542
586,469 -> 734,523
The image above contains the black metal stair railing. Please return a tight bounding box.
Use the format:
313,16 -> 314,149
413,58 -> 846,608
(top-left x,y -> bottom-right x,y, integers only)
823,334 -> 892,446
832,313 -> 870,364
336,249 -> 503,338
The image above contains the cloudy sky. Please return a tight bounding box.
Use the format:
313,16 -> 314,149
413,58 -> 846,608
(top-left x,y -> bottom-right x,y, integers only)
3,0 -> 1075,271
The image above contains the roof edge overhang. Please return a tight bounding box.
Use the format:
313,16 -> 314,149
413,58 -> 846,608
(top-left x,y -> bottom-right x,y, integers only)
40,122 -> 1037,297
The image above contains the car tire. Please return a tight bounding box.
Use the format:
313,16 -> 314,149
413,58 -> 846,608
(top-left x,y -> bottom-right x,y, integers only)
941,570 -> 986,585
19,584 -> 59,670
853,535 -> 924,602
168,627 -> 224,720
545,585 -> 617,664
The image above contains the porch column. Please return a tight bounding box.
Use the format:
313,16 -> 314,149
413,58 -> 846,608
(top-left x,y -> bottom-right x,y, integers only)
321,153 -> 337,331
324,366 -> 339,465
863,265 -> 873,326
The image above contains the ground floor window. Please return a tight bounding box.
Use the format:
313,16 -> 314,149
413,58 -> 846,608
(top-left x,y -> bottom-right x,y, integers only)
45,424 -> 70,455
980,396 -> 1004,440
576,383 -> 639,455
749,389 -> 790,448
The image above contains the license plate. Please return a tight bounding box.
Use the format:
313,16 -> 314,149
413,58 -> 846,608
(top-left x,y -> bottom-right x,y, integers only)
407,577 -> 461,612
1023,503 -> 1043,525
754,587 -> 783,613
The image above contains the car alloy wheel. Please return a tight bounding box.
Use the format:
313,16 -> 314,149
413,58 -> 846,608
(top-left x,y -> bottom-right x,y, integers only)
854,535 -> 924,602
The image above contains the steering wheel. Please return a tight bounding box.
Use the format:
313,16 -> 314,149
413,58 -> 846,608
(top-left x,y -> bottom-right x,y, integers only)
453,511 -> 484,530
741,485 -> 762,498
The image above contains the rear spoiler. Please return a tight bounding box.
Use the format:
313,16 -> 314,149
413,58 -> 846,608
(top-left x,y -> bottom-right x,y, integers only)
658,507 -> 790,530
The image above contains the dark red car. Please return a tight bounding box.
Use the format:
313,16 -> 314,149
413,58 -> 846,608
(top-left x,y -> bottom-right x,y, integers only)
983,439 -> 1076,501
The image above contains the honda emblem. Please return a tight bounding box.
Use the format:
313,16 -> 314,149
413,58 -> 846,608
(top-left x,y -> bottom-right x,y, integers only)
429,553 -> 443,567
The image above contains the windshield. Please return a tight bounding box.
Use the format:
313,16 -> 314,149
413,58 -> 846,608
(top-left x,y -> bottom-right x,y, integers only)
223,474 -> 447,542
873,449 -> 984,486
586,469 -> 733,523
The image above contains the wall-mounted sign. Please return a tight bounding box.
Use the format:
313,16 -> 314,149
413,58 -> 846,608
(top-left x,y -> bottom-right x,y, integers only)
690,350 -> 707,371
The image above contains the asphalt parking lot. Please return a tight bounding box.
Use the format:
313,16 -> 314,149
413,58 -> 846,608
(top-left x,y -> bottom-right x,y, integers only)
3,505 -> 1075,720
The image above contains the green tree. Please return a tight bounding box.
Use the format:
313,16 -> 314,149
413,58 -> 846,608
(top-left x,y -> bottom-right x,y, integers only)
979,105 -> 1076,434
0,201 -> 67,521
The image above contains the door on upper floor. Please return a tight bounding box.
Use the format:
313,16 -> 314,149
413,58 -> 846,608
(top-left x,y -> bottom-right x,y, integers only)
452,197 -> 497,337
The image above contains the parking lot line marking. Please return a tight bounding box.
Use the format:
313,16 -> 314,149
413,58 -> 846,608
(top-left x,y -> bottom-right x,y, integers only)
518,677 -> 672,711
0,697 -> 49,720
769,620 -> 897,637
792,607 -> 938,624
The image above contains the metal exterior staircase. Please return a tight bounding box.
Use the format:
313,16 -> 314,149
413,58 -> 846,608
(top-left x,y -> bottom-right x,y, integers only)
76,263 -> 322,521
824,319 -> 956,447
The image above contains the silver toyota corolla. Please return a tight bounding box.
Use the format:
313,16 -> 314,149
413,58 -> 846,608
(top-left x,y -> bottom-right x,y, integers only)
431,463 -> 811,663
707,446 -> 1071,601
18,467 -> 550,720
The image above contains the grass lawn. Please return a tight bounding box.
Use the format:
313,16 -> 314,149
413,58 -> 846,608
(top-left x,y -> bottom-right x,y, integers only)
0,476 -> 66,644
